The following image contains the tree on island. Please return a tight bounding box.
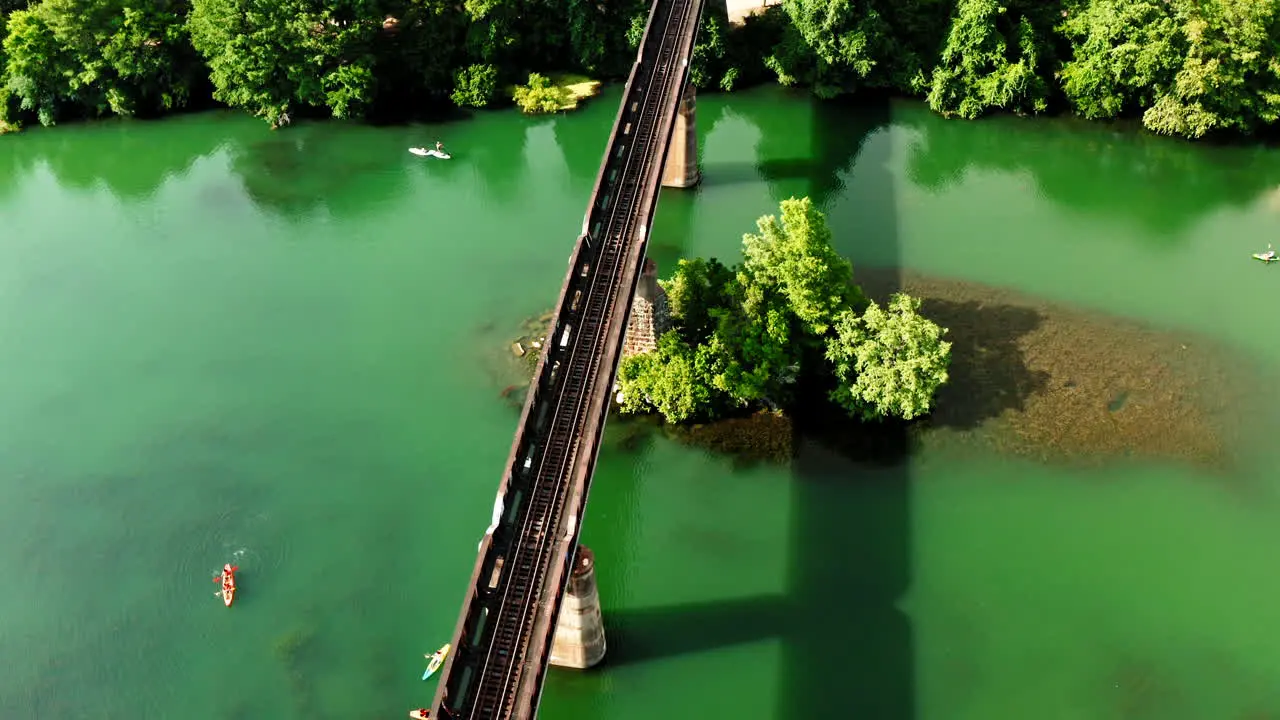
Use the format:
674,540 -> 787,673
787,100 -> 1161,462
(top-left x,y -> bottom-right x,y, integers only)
825,293 -> 951,421
617,196 -> 951,425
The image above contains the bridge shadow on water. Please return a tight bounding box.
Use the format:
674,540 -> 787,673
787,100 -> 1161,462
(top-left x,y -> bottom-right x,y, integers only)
605,95 -> 916,719
695,88 -> 870,210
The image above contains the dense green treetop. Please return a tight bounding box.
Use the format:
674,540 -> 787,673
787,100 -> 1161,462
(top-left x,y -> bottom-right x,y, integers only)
1057,0 -> 1185,122
617,197 -> 952,425
3,0 -> 200,126
925,0 -> 1052,120
742,195 -> 860,336
825,294 -> 951,421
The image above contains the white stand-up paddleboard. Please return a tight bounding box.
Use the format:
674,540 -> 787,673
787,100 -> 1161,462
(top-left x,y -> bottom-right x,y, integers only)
409,147 -> 451,159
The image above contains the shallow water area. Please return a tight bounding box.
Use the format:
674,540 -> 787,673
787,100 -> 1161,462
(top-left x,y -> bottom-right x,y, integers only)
1,86 -> 1279,719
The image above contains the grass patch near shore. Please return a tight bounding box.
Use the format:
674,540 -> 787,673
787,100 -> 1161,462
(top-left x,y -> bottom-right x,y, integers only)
511,72 -> 602,114
550,73 -> 602,108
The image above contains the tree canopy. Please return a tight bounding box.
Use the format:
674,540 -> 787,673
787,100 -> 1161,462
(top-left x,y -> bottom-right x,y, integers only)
0,0 -> 638,128
3,0 -> 1280,138
825,295 -> 951,421
775,0 -> 1280,138
616,197 -> 952,425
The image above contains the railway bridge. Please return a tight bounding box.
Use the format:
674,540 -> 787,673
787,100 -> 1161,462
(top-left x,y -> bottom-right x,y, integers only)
429,0 -> 707,717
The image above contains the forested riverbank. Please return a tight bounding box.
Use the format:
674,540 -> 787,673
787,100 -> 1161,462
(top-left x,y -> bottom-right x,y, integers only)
2,0 -> 1280,139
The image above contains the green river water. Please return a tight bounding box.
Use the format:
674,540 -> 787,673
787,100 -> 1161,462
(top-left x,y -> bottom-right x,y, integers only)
2,86 -> 1280,719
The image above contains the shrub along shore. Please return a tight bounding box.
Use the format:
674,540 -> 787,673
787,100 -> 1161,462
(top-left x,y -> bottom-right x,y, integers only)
2,0 -> 1279,139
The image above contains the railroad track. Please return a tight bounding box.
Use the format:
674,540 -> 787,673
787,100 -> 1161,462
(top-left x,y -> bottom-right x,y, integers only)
437,0 -> 702,716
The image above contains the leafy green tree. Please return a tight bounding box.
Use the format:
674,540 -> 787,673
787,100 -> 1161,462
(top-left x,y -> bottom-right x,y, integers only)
462,0 -> 572,72
2,6 -> 75,126
100,1 -> 203,116
762,10 -> 821,91
618,277 -> 800,422
188,0 -> 401,126
700,271 -> 801,406
0,12 -> 8,127
451,63 -> 498,107
690,11 -> 734,91
926,0 -> 1052,119
825,293 -> 951,421
723,7 -> 788,90
567,0 -> 641,76
461,0 -> 522,67
512,71 -> 566,113
1142,0 -> 1280,138
779,0 -> 889,97
188,0 -> 314,126
1057,0 -> 1184,120
616,331 -> 718,423
2,0 -> 201,125
777,0 -> 944,96
625,10 -> 646,51
379,0 -> 467,107
742,196 -> 858,336
660,256 -> 734,341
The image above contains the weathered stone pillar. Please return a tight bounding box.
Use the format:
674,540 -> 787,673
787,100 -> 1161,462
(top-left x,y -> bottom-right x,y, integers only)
622,257 -> 670,358
662,83 -> 700,189
550,545 -> 607,669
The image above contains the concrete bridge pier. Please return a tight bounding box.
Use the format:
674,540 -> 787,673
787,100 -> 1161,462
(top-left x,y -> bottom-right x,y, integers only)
662,83 -> 700,189
550,545 -> 607,669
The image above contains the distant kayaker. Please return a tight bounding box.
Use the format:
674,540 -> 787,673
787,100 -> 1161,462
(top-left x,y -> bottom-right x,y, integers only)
435,141 -> 444,153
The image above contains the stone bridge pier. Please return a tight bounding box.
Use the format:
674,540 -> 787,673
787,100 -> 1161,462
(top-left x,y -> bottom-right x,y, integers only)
662,83 -> 700,189
553,82 -> 700,673
550,545 -> 607,668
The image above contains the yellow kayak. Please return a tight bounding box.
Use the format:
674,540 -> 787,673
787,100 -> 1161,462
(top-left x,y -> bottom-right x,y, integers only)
422,643 -> 450,681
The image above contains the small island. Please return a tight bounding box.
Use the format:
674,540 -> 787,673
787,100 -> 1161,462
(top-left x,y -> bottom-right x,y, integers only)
615,196 -> 952,426
495,195 -> 1244,472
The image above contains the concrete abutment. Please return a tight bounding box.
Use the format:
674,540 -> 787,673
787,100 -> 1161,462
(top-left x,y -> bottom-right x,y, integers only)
549,545 -> 607,669
661,83 -> 700,189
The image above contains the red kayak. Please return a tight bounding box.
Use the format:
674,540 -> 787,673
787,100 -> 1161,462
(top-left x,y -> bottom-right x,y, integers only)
213,564 -> 238,607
